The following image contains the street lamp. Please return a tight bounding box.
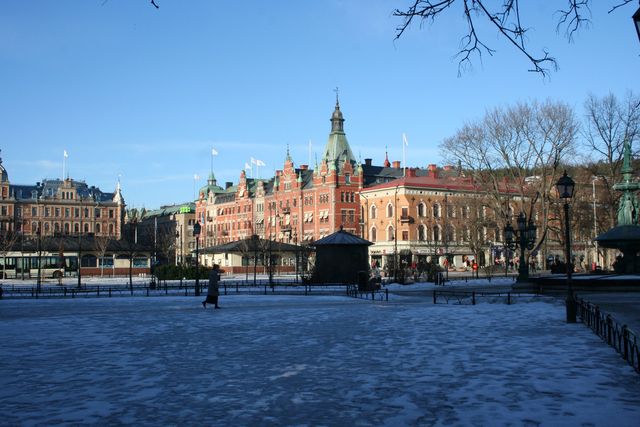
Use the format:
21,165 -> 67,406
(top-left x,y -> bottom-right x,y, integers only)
556,170 -> 576,323
193,221 -> 201,297
503,212 -> 536,282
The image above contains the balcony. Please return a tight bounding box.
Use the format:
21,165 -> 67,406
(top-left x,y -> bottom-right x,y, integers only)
400,215 -> 414,224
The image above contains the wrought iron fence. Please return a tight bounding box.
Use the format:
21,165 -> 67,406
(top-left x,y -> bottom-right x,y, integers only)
577,298 -> 640,374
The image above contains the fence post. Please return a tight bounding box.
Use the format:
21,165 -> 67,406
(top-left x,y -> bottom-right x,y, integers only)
433,290 -> 437,304
607,315 -> 613,346
385,288 -> 388,301
623,325 -> 629,361
472,291 -> 476,305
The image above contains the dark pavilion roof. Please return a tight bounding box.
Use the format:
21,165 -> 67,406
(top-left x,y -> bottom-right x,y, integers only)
313,227 -> 372,246
595,225 -> 640,250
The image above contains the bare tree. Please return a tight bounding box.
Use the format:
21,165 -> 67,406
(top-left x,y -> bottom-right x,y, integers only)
0,228 -> 18,279
393,0 -> 635,76
441,100 -> 578,262
582,91 -> 640,228
94,235 -> 112,277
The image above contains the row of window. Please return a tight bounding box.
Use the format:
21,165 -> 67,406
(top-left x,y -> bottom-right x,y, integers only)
25,206 -> 115,219
369,225 -> 509,243
370,203 -> 488,220
28,221 -> 116,235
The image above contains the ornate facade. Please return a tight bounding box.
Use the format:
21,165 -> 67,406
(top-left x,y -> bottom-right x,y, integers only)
0,154 -> 125,239
195,99 -> 399,249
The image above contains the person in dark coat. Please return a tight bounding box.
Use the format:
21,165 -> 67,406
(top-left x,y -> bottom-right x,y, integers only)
202,264 -> 221,309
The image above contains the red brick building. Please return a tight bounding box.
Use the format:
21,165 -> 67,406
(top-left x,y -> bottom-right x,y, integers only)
195,98 -> 398,252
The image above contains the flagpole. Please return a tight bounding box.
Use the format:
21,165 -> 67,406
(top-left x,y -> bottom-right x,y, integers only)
62,152 -> 65,180
402,135 -> 406,177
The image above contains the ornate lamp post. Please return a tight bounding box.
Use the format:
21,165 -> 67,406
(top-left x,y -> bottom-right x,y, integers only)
193,221 -> 201,297
556,170 -> 576,323
503,212 -> 536,282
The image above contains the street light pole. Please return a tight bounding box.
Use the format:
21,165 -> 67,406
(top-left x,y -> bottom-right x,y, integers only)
194,222 -> 201,297
556,171 -> 576,323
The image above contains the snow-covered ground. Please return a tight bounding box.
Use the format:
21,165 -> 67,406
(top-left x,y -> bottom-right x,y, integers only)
1,289 -> 639,426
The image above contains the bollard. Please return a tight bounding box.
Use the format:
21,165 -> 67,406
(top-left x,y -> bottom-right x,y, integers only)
507,292 -> 511,305
433,290 -> 437,304
607,315 -> 613,345
97,286 -> 100,297
146,287 -> 149,297
472,291 -> 476,305
371,291 -> 374,301
385,288 -> 389,301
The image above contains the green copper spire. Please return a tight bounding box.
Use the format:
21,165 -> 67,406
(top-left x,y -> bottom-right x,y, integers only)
322,94 -> 356,172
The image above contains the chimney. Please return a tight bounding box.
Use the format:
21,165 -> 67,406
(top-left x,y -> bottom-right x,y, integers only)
225,181 -> 233,189
364,158 -> 372,166
406,168 -> 417,178
392,161 -> 401,169
427,164 -> 438,178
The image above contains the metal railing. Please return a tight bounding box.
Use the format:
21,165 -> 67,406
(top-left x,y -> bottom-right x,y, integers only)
0,280 -> 366,300
432,289 -> 531,305
576,298 -> 640,374
346,285 -> 389,302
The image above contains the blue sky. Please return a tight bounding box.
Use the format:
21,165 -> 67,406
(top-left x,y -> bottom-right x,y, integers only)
1,1 -> 638,209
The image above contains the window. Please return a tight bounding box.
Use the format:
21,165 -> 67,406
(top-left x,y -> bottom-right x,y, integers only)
433,226 -> 440,242
462,206 -> 469,219
109,224 -> 114,235
96,223 -> 101,233
44,207 -> 50,217
74,223 -> 79,233
95,208 -> 101,218
371,205 -> 377,219
109,209 -> 114,218
64,223 -> 70,234
341,209 -> 347,223
65,208 -> 70,218
433,204 -> 440,218
32,207 -> 37,216
387,226 -> 394,241
387,204 -> 393,218
345,174 -> 351,184
371,227 -> 377,242
417,203 -> 426,217
55,208 -> 60,217
418,225 -> 426,241
402,230 -> 409,241
445,226 -> 454,242
75,208 -> 79,218
401,207 -> 408,218
446,204 -> 455,218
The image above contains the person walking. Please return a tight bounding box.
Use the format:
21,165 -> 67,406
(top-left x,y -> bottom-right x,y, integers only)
202,264 -> 221,309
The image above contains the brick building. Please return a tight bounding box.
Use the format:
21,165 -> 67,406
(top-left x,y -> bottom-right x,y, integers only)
360,166 -> 520,272
0,154 -> 125,238
195,98 -> 404,254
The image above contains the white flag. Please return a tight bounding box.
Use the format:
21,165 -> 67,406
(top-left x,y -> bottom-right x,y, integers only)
402,133 -> 409,146
256,159 -> 266,167
244,162 -> 252,170
211,148 -> 218,156
63,150 -> 68,158
250,157 -> 257,165
194,174 -> 200,180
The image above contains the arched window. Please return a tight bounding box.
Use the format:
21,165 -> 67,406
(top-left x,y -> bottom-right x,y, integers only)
433,203 -> 440,218
74,223 -> 79,233
64,223 -> 70,234
433,225 -> 440,242
96,223 -> 101,233
386,203 -> 393,218
387,226 -> 395,241
54,222 -> 60,233
371,227 -> 377,242
418,225 -> 426,241
417,202 -> 426,217
371,205 -> 377,219
445,225 -> 455,242
84,223 -> 89,233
